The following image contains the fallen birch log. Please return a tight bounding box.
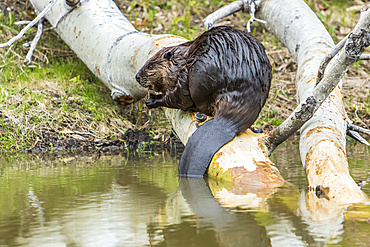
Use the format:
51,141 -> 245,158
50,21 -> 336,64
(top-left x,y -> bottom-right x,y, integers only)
28,0 -> 284,188
24,0 -> 369,204
258,0 -> 369,204
204,0 -> 368,204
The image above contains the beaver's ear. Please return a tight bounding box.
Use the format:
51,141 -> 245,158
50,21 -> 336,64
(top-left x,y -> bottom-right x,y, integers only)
164,51 -> 174,61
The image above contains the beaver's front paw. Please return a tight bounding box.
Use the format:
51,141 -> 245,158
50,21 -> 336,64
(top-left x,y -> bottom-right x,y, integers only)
148,93 -> 163,100
145,94 -> 161,109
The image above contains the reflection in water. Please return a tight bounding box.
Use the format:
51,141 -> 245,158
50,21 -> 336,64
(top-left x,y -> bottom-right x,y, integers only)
179,177 -> 272,246
0,144 -> 368,246
298,189 -> 345,245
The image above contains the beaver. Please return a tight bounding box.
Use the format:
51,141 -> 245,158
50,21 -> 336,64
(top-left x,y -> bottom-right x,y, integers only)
135,26 -> 272,177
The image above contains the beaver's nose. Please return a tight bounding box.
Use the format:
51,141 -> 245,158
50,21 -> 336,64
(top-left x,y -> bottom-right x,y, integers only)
135,73 -> 140,83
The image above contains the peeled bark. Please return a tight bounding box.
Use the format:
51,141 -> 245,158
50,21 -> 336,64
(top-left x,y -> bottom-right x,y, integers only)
28,0 -> 368,205
258,0 -> 367,204
29,0 -> 284,188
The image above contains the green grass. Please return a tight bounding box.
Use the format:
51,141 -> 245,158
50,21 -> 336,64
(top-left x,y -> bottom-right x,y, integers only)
0,53 -> 127,152
1,0 -> 369,152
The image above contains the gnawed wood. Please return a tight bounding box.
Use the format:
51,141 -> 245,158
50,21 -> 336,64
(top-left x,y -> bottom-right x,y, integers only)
258,0 -> 368,204
29,0 -> 285,188
27,0 -> 369,206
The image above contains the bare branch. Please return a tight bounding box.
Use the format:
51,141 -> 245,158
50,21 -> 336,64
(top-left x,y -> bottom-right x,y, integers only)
316,25 -> 369,86
345,30 -> 370,59
3,45 -> 14,58
348,123 -> 370,136
11,50 -> 23,60
203,1 -> 244,29
264,9 -> 370,155
25,19 -> 44,64
315,34 -> 349,86
359,54 -> 370,60
246,0 -> 267,32
15,21 -> 32,26
73,131 -> 97,138
0,0 -> 57,48
203,0 -> 265,30
347,130 -> 369,146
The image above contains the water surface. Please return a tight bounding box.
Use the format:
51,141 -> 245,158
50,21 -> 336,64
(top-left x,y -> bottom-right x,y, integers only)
0,144 -> 369,247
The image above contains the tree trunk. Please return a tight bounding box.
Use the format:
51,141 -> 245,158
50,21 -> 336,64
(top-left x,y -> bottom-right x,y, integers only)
29,0 -> 187,102
258,0 -> 366,204
29,0 -> 285,189
28,0 -> 367,205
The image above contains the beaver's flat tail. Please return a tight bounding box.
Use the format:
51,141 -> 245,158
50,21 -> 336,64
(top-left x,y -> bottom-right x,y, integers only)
178,119 -> 237,177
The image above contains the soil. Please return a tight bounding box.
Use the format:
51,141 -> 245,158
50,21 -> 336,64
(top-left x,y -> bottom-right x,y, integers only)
1,0 -> 370,155
24,127 -> 184,155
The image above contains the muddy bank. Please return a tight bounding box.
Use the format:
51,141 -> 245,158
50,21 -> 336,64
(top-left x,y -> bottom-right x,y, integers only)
24,128 -> 184,155
1,0 -> 369,155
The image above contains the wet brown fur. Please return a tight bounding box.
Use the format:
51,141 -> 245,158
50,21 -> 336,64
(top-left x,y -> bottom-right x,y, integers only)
137,43 -> 191,94
136,26 -> 271,133
136,26 -> 272,176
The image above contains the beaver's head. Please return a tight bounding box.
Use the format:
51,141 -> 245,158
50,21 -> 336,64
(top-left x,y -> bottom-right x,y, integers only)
135,45 -> 188,93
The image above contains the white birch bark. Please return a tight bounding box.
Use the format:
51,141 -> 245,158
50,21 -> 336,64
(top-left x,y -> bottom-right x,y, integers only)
29,0 -> 285,188
29,0 -> 187,102
258,0 -> 366,204
28,0 -> 367,204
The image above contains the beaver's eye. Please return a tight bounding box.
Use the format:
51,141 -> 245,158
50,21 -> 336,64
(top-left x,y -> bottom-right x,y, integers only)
164,51 -> 174,61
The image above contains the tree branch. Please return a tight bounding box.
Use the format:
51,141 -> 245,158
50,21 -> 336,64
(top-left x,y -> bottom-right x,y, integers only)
203,0 -> 264,30
25,19 -> 43,64
348,123 -> 370,136
315,6 -> 370,85
315,34 -> 349,86
359,54 -> 370,60
347,130 -> 369,145
203,1 -> 244,29
263,9 -> 370,155
246,0 -> 267,32
0,0 -> 57,48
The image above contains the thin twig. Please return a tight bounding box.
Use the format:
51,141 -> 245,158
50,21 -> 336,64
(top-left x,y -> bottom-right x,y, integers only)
347,130 -> 369,145
354,106 -> 368,126
203,0 -> 265,30
11,50 -> 23,59
315,34 -> 349,86
347,123 -> 370,136
264,10 -> 370,155
359,54 -> 370,60
26,19 -> 44,64
4,45 -> 14,58
348,123 -> 370,136
203,0 -> 244,29
43,27 -> 55,32
245,0 -> 267,32
15,21 -> 31,26
30,136 -> 39,150
74,131 -> 97,138
0,0 -> 57,48
347,125 -> 370,145
246,0 -> 256,32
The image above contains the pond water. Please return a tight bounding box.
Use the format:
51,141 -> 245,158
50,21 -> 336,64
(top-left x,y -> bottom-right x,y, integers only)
0,143 -> 369,247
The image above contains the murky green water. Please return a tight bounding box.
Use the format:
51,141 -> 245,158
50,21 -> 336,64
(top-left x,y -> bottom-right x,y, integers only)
0,144 -> 369,247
